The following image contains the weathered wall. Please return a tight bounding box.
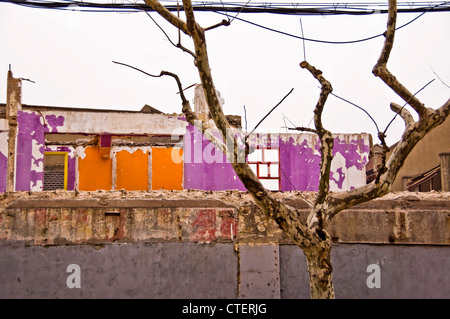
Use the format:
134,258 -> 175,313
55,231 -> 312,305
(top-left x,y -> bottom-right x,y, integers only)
5,108 -> 371,193
183,124 -> 244,191
280,244 -> 450,299
0,127 -> 8,193
0,242 -> 237,299
11,109 -> 188,192
0,191 -> 448,299
183,126 -> 371,192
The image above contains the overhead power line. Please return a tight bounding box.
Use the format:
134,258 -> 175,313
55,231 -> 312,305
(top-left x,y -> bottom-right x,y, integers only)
1,0 -> 450,15
2,0 -> 448,45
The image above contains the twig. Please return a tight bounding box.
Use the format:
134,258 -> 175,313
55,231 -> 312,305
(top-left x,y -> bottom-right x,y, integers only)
230,0 -> 251,24
176,83 -> 197,95
112,60 -> 188,103
287,126 -> 318,134
281,113 -> 297,129
280,168 -> 315,208
140,2 -> 196,57
19,78 -> 35,83
282,116 -> 288,134
243,105 -> 248,133
246,88 -> 294,139
205,19 -> 231,31
383,78 -> 435,134
431,66 -> 450,89
299,18 -> 306,61
219,0 -> 230,22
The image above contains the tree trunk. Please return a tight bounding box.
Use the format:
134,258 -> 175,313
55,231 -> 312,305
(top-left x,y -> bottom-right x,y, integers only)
304,237 -> 335,299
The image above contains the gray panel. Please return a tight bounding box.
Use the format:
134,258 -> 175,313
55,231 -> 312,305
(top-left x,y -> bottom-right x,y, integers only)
0,242 -> 237,299
279,245 -> 310,299
279,244 -> 450,299
238,244 -> 280,299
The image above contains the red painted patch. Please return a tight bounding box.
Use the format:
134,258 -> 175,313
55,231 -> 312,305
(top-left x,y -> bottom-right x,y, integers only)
219,210 -> 238,240
191,209 -> 217,242
34,209 -> 47,228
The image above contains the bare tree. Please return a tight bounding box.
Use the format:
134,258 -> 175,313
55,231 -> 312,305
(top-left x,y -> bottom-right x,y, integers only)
121,0 -> 449,298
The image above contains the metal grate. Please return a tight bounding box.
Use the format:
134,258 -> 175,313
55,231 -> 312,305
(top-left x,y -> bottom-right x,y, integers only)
43,171 -> 65,190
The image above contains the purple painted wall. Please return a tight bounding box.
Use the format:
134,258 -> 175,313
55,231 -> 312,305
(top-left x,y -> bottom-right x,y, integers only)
279,136 -> 321,191
184,128 -> 370,192
183,124 -> 246,191
16,111 -> 65,191
0,152 -> 7,192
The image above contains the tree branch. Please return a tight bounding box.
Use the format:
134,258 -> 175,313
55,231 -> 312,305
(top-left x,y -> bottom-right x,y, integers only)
300,61 -> 333,208
372,0 -> 428,118
175,0 -> 317,249
142,7 -> 196,58
205,19 -> 231,31
299,61 -> 334,237
324,0 -> 450,222
144,0 -> 190,35
390,102 -> 414,127
288,126 -> 318,134
112,60 -> 228,155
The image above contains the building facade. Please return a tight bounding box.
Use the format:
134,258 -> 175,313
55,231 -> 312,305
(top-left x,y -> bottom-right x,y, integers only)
0,71 -> 371,193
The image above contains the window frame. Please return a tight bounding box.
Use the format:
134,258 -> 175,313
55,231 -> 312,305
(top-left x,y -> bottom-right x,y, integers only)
44,151 -> 68,190
247,146 -> 281,191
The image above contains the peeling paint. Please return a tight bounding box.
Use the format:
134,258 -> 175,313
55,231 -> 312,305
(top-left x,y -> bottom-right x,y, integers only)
0,131 -> 8,193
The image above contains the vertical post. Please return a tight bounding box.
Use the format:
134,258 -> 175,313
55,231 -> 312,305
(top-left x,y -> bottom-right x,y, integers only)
193,84 -> 225,123
439,153 -> 450,191
6,69 -> 22,193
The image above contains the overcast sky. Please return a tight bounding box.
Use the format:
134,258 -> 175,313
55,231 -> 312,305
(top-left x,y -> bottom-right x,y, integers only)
1,1 -> 449,146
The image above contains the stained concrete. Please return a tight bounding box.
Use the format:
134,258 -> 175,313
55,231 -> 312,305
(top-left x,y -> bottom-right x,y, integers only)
238,244 -> 280,299
0,242 -> 237,299
279,244 -> 450,299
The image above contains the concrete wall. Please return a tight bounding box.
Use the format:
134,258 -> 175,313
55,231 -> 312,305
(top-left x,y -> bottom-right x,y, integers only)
0,191 -> 448,299
1,242 -> 448,299
0,242 -> 237,299
279,244 -> 450,299
0,127 -> 7,193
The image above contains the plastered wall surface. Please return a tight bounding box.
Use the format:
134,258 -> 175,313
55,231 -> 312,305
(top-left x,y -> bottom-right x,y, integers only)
78,146 -> 112,191
151,147 -> 183,191
115,149 -> 149,191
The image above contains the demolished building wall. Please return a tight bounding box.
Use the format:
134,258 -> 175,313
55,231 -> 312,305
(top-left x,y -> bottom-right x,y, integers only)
0,190 -> 448,298
0,71 -> 371,193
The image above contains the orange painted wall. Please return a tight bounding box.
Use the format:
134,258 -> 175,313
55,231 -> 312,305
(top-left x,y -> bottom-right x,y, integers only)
115,149 -> 149,191
78,146 -> 112,191
152,147 -> 183,190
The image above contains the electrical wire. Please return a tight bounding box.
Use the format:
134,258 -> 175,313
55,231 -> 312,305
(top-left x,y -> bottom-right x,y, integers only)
2,0 -> 450,15
1,0 -> 449,45
214,1 -> 448,44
